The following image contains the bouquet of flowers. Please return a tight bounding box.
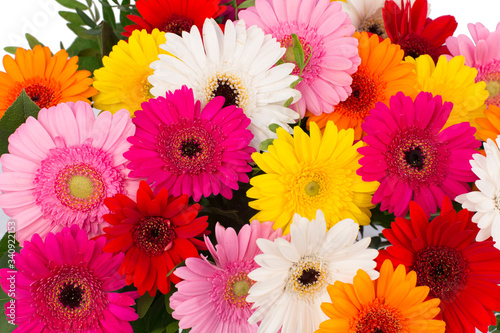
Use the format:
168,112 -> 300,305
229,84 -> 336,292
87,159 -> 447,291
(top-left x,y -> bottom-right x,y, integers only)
1,0 -> 500,332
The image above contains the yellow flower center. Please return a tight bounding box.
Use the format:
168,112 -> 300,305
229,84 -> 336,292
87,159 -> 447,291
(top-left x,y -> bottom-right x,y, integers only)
305,180 -> 320,197
285,254 -> 327,300
486,80 -> 500,99
350,298 -> 409,333
68,175 -> 94,199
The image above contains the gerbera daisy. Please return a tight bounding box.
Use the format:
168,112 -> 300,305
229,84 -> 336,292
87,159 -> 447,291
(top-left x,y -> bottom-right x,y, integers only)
123,0 -> 226,37
377,197 -> 500,333
0,101 -> 139,245
336,0 -> 387,38
476,105 -> 500,141
240,0 -> 360,117
93,28 -> 170,115
247,210 -> 379,333
149,18 -> 300,149
383,0 -> 457,62
306,31 -> 417,140
0,225 -> 139,332
124,86 -> 254,202
358,91 -> 480,217
456,138 -> 500,249
247,121 -> 378,234
447,22 -> 500,108
316,259 -> 445,333
102,180 -> 208,296
0,45 -> 97,118
406,54 -> 488,131
170,221 -> 286,332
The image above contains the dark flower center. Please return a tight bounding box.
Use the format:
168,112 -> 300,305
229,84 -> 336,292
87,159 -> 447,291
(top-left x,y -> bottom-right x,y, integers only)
58,282 -> 85,309
404,146 -> 424,169
180,138 -> 202,158
358,8 -> 388,39
25,83 -> 55,109
398,33 -> 437,62
160,14 -> 194,36
414,246 -> 469,301
213,79 -> 238,109
134,216 -> 176,256
353,298 -> 407,333
298,268 -> 320,286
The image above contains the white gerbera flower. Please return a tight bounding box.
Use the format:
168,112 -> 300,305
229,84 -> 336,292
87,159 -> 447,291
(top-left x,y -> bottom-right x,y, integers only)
149,18 -> 301,150
456,138 -> 500,249
339,0 -> 386,36
246,210 -> 378,333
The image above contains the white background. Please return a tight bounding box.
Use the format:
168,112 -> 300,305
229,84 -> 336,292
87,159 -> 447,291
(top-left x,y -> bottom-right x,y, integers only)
0,0 -> 499,230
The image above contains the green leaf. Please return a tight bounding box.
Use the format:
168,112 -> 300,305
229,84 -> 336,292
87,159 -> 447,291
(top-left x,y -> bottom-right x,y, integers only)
290,77 -> 303,89
164,286 -> 176,314
259,138 -> 274,151
25,34 -> 44,49
151,329 -> 165,333
291,33 -> 305,72
86,0 -> 93,7
78,48 -> 100,57
101,0 -> 117,30
0,90 -> 41,156
101,21 -> 119,57
59,11 -> 86,26
137,293 -> 155,318
66,37 -> 102,71
3,47 -> 17,55
93,3 -> 101,22
76,8 -> 98,28
165,321 -> 179,333
56,0 -> 88,10
237,0 -> 255,9
283,96 -> 294,108
120,0 -> 133,26
268,123 -> 281,133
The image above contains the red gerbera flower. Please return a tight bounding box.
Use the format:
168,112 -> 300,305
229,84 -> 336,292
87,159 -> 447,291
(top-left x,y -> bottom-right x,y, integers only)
123,0 -> 226,37
382,0 -> 457,62
377,196 -> 500,333
102,181 -> 208,296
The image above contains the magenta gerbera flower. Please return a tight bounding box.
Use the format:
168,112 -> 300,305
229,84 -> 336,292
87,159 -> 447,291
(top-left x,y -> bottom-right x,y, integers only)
239,0 -> 360,117
170,221 -> 286,332
447,22 -> 500,107
0,101 -> 139,245
124,86 -> 255,201
357,91 -> 480,217
0,225 -> 139,332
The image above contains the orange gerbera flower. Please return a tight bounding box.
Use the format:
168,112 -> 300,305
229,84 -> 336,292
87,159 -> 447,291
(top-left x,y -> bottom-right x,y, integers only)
476,105 -> 500,142
307,31 -> 417,140
316,260 -> 445,333
0,45 -> 97,118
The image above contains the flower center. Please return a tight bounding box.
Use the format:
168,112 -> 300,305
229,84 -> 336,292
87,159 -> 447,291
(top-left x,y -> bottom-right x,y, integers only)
358,9 -> 388,39
279,35 -> 312,76
286,254 -> 327,300
481,69 -> 500,107
386,126 -> 448,189
204,72 -> 249,110
156,118 -> 223,175
398,33 -> 437,62
350,298 -> 409,333
181,138 -> 202,158
336,67 -> 386,119
305,180 -> 320,197
224,271 -> 255,308
494,195 -> 500,211
32,265 -> 107,331
414,246 -> 469,301
58,282 -> 85,309
133,216 -> 176,256
160,14 -> 194,36
55,163 -> 106,212
25,82 -> 55,109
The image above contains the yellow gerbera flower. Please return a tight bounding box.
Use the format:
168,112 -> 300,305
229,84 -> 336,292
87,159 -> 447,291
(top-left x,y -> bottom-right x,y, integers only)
0,45 -> 97,118
316,260 -> 446,333
407,54 -> 488,131
247,121 -> 379,234
307,31 -> 417,140
92,28 -> 170,115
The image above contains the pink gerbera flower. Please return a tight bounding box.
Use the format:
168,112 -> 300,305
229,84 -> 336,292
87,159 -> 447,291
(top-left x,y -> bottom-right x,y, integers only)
447,22 -> 500,107
0,102 -> 139,245
0,225 -> 139,332
124,86 -> 255,201
170,221 -> 287,332
239,0 -> 361,116
357,91 -> 480,217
